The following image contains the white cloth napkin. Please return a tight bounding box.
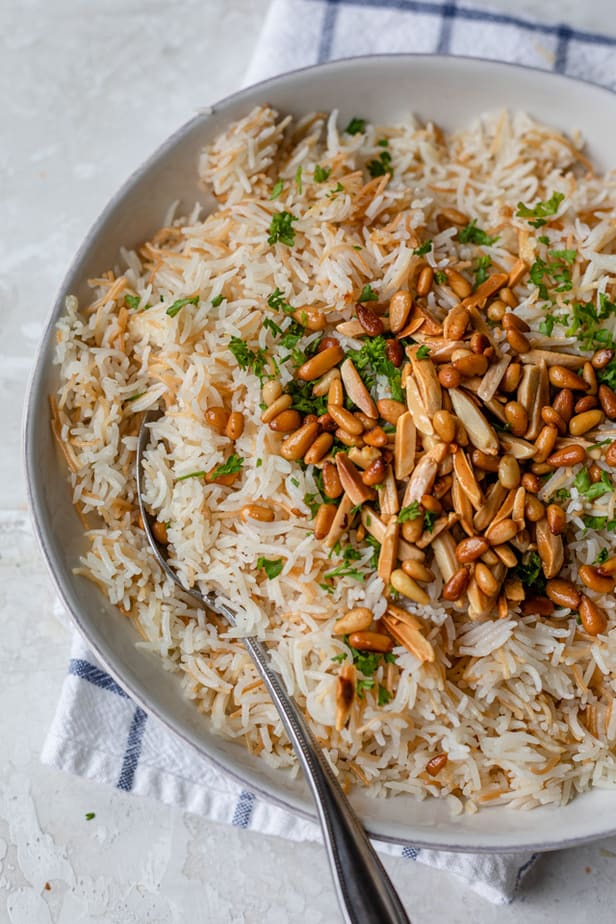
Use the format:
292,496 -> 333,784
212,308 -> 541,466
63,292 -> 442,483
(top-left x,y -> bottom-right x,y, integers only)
43,0 -> 616,906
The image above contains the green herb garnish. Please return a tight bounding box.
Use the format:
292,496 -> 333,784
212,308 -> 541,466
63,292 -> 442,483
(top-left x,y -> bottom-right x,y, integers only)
267,288 -> 294,314
514,550 -> 546,594
314,164 -> 331,183
268,211 -> 298,246
423,510 -> 437,533
595,548 -> 609,565
256,557 -> 284,579
458,220 -> 499,246
228,337 -> 268,378
398,501 -> 422,523
356,677 -> 375,699
211,294 -> 225,307
211,454 -> 244,479
177,470 -> 206,482
85,812 -> 96,821
416,345 -> 431,359
413,240 -> 432,256
434,270 -> 447,284
358,284 -> 379,303
125,294 -> 141,310
347,335 -> 403,401
295,165 -> 303,193
574,467 -> 612,500
367,149 -> 392,178
345,117 -> 366,135
516,192 -> 565,228
474,255 -> 491,288
270,179 -> 284,200
378,687 -> 392,706
166,295 -> 199,318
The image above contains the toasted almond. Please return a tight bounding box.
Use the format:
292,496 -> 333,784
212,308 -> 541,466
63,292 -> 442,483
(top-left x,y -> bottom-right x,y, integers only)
473,481 -> 508,532
535,518 -> 564,579
453,449 -> 484,510
467,577 -> 494,620
381,612 -> 435,663
408,347 -> 443,418
492,543 -> 518,568
449,388 -> 499,455
405,374 -> 434,436
461,272 -> 508,310
335,454 -> 376,506
395,412 -> 416,481
324,493 -> 354,548
340,358 -> 378,418
416,511 -> 459,548
499,433 -> 537,460
432,532 -> 459,583
379,464 -> 400,517
521,349 -> 585,369
378,518 -> 400,584
335,664 -> 356,730
452,470 -> 475,536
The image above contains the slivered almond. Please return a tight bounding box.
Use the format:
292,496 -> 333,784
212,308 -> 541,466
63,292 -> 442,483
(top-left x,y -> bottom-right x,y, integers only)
379,464 -> 400,516
335,454 -> 376,506
453,449 -> 484,510
397,303 -> 443,339
405,374 -> 434,435
517,363 -> 548,441
461,272 -> 508,309
335,664 -> 356,730
452,470 -> 475,535
473,481 -> 508,531
361,506 -> 424,561
395,412 -> 416,480
416,511 -> 459,548
499,433 -> 537,459
324,493 -> 354,548
381,612 -> 435,663
335,319 -> 369,338
431,532 -> 458,583
520,349 -> 584,369
449,388 -> 499,455
408,347 -> 443,417
512,485 -> 526,529
385,603 -> 422,630
378,518 -> 400,583
508,258 -> 527,287
492,543 -> 518,568
340,358 -> 378,418
492,488 -> 516,527
467,577 -> 494,619
402,453 -> 438,505
536,517 -> 564,579
477,354 -> 511,403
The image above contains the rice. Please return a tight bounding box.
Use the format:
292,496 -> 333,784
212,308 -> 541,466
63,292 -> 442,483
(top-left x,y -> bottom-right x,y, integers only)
52,104 -> 616,810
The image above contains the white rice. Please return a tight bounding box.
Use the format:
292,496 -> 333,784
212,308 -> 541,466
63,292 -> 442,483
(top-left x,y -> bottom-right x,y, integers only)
53,104 -> 616,811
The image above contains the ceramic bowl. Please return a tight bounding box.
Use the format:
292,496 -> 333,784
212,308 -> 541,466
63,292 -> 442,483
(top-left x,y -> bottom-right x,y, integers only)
25,54 -> 616,852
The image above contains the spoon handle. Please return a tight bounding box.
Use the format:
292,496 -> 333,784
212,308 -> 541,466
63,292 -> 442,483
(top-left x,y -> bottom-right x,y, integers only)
242,632 -> 411,924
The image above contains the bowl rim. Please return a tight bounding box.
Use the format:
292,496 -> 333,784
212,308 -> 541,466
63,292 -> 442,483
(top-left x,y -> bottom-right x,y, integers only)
23,52 -> 616,854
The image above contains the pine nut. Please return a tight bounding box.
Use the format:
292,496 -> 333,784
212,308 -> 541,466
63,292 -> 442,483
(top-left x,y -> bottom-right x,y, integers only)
607,442 -> 616,466
546,444 -> 586,467
262,380 -> 283,406
569,409 -> 604,436
364,427 -> 388,447
546,504 -> 566,535
321,460 -> 343,498
487,299 -> 506,322
598,555 -> 616,576
314,503 -> 337,539
270,409 -> 302,432
469,450 -> 498,473
470,332 -> 490,354
389,290 -> 412,333
575,395 -> 598,414
592,349 -> 615,369
262,394 -> 293,424
385,339 -> 404,367
280,422 -> 320,460
475,562 -> 500,596
524,495 -> 545,522
546,579 -> 581,609
304,433 -> 334,465
377,398 -> 407,424
552,388 -> 574,423
152,520 -> 168,544
328,404 -> 364,435
348,630 -> 393,653
533,425 -> 558,463
317,412 -> 337,432
401,519 -> 423,543
485,518 -> 518,545
240,504 -> 275,523
362,457 -> 387,485
437,365 -> 462,388
333,607 -> 373,635
522,596 -> 554,616
426,753 -> 448,776
442,567 -> 470,600
506,328 -> 531,354
318,337 -> 340,353
416,266 -> 434,297
390,569 -> 430,604
501,362 -> 522,393
312,367 -> 341,397
589,462 -> 603,483
521,472 -> 542,493
336,428 -> 364,447
453,352 -> 488,377
205,406 -> 229,434
583,361 -> 598,394
401,559 -> 434,583
328,377 -> 344,406
578,565 -> 615,594
443,305 -> 470,340
500,287 -> 518,307
433,409 -> 457,443
579,595 -> 608,636
504,401 -> 528,437
292,306 -> 326,331
445,268 -> 472,299
225,411 -> 244,440
357,303 -> 384,336
456,536 -> 489,563
298,344 -> 344,381
502,312 -> 530,332
498,454 -> 521,489
548,365 -> 588,391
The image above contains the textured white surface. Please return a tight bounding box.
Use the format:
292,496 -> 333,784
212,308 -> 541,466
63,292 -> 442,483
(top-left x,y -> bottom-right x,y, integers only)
4,0 -> 616,920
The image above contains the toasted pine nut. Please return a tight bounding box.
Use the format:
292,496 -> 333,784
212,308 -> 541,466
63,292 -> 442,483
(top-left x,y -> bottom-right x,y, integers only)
390,569 -> 430,604
541,406 -> 567,434
335,428 -> 364,447
205,406 -> 229,434
152,520 -> 168,544
569,409 -> 604,436
262,394 -> 292,424
421,494 -> 442,515
521,472 -> 542,493
328,404 -> 364,435
593,349 -> 615,369
501,362 -> 522,393
280,422 -> 320,461
225,411 -> 244,440
426,753 -> 448,777
304,433 -> 334,465
546,579 -> 581,609
579,565 -> 615,594
312,367 -> 341,397
524,495 -> 545,522
548,365 -> 588,391
416,266 -> 434,297
437,365 -> 462,388
292,306 -> 326,331
522,596 -> 554,616
348,630 -> 393,653
433,409 -> 457,443
546,504 -> 566,535
575,395 -> 598,414
364,426 -> 388,447
445,268 -> 472,299
401,559 -> 434,583
389,290 -> 412,333
546,444 -> 586,468
314,502 -> 338,539
269,409 -> 302,433
552,388 -> 574,423
442,567 -> 470,600
504,401 -> 528,437
502,312 -> 530,332
361,457 -> 387,486
506,328 -> 531,354
318,337 -> 340,353
401,518 -> 423,543
500,286 -> 518,307
453,352 -> 488,377
333,607 -> 373,635
298,344 -> 344,381
328,377 -> 344,406
471,450 -> 499,473
321,460 -> 343,499
475,562 -> 500,596
262,380 -> 283,406
588,462 -> 603,483
579,595 -> 608,636
498,454 -> 521,490
443,305 -> 470,340
485,518 -> 518,545
455,536 -> 489,563
607,442 -> 616,466
487,299 -> 506,322
582,361 -> 598,394
377,398 -> 407,424
241,503 -> 275,523
533,425 -> 558,463
470,332 -> 490,354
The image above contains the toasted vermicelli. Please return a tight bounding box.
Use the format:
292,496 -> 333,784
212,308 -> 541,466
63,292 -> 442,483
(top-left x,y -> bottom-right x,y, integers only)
54,105 -> 616,811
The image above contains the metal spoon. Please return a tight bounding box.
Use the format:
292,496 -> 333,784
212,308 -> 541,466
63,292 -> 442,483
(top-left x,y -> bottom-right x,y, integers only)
136,411 -> 410,924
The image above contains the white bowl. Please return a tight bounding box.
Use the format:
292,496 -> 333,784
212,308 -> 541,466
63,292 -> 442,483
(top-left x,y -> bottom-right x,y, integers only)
25,54 -> 616,852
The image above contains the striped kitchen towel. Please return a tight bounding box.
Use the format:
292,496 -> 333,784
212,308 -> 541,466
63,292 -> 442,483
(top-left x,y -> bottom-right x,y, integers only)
44,0 -> 616,906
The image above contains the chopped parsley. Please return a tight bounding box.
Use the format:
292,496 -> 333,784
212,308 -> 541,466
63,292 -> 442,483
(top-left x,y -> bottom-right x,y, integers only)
423,510 -> 437,533
211,454 -> 244,479
269,179 -> 284,200
211,294 -> 225,307
564,295 -> 616,354
583,515 -> 616,532
474,255 -> 491,288
85,812 -> 96,821
287,378 -> 328,417
434,270 -> 447,284
574,467 -> 612,500
267,288 -> 294,314
263,317 -> 283,336
228,337 -> 268,378
176,470 -> 206,482
345,117 -> 366,135
347,335 -> 403,402
333,636 -> 396,703
514,550 -> 546,594
356,677 -> 375,698
367,149 -> 392,178
538,234 -> 551,245
364,534 -> 381,569
378,687 -> 392,706
295,165 -> 303,193
516,191 -> 564,228
595,548 -> 610,565
416,345 -> 431,359
552,487 -> 571,503
268,211 -> 298,246
398,501 -> 422,523
126,391 -> 146,402
377,138 -> 389,148
529,252 -> 574,300
166,295 -> 199,318
313,164 -> 331,183
327,182 -> 344,197
358,283 -> 379,302
458,220 -> 499,246
124,294 -> 141,310
413,240 -> 432,256
256,556 -> 284,579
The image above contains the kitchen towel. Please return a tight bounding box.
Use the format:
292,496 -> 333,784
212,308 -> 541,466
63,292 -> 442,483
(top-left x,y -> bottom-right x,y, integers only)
43,0 -> 616,905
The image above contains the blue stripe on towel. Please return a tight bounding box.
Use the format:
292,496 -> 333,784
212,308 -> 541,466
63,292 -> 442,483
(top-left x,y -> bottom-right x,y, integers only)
232,790 -> 256,828
435,1 -> 456,54
69,658 -> 129,698
117,707 -> 148,791
402,845 -> 420,860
